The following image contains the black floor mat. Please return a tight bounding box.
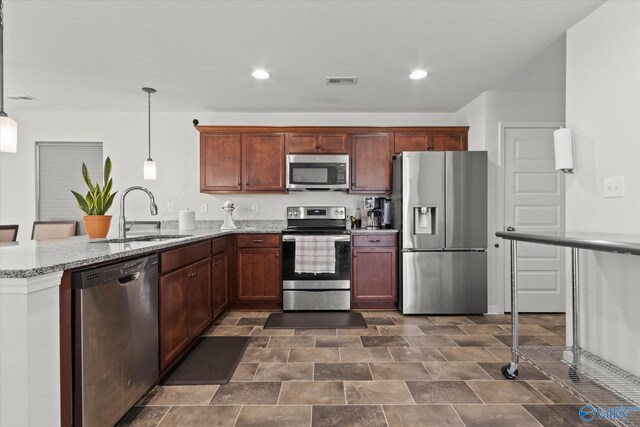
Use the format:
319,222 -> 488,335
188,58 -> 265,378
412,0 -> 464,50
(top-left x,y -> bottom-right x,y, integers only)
160,336 -> 249,385
264,311 -> 367,329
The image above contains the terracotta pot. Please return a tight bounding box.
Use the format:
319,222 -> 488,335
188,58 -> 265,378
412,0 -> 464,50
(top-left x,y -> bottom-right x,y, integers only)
83,215 -> 112,238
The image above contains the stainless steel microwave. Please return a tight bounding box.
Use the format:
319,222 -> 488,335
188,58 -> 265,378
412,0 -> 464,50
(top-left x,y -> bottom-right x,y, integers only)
286,154 -> 350,191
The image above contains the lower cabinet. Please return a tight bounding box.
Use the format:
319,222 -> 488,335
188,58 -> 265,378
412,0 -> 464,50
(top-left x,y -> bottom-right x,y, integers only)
236,234 -> 281,303
159,253 -> 212,370
212,251 -> 229,318
351,234 -> 398,309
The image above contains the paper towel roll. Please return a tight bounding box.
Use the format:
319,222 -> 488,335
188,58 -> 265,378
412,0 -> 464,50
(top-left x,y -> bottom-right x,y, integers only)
179,208 -> 196,230
553,128 -> 574,172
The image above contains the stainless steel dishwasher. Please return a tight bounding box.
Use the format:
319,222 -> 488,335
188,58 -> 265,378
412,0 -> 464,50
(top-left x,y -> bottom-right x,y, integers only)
72,255 -> 159,427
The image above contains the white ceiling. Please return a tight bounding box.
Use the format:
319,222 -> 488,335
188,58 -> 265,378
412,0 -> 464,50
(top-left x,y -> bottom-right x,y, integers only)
4,0 -> 603,113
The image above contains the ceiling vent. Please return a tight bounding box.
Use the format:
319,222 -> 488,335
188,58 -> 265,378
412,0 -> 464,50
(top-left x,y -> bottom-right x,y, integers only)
7,95 -> 39,101
325,77 -> 358,85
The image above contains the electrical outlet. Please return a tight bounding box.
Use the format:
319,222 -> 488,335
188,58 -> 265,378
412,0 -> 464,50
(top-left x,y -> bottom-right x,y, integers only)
167,202 -> 175,213
200,203 -> 208,213
252,204 -> 260,213
604,176 -> 625,198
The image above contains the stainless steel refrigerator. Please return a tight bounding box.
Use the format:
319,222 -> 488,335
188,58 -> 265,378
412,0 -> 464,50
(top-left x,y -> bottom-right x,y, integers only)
392,151 -> 487,314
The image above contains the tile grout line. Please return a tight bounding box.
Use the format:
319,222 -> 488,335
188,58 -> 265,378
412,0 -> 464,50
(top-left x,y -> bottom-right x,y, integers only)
231,405 -> 243,427
152,404 -> 172,427
379,404 -> 390,427
450,404 -> 469,427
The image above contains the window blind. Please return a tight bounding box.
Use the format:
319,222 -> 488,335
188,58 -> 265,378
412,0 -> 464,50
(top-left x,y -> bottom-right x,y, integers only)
36,142 -> 104,230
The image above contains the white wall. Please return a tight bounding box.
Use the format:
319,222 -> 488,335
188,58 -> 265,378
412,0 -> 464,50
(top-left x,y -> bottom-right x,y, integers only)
565,1 -> 640,376
457,90 -> 565,313
0,111 -> 456,240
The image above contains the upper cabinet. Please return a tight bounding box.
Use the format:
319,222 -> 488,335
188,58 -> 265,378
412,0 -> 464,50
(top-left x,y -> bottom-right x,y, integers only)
350,133 -> 393,194
394,128 -> 468,154
243,133 -> 286,192
200,133 -> 242,192
197,126 -> 467,195
200,131 -> 285,193
286,132 -> 348,154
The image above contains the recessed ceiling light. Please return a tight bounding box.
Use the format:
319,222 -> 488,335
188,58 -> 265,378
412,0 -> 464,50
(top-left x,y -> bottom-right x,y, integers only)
409,70 -> 428,80
252,69 -> 270,80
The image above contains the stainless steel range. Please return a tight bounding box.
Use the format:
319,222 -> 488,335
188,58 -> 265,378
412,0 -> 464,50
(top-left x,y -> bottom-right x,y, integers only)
282,206 -> 351,311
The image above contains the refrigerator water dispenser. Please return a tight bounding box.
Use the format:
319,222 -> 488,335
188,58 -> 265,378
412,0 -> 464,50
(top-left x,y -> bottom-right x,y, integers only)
414,206 -> 436,235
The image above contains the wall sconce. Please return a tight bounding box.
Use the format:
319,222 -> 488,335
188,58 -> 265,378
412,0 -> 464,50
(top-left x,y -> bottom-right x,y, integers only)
553,126 -> 574,173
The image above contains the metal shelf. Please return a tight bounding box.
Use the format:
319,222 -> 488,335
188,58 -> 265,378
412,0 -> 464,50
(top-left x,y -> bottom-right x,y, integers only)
519,346 -> 640,427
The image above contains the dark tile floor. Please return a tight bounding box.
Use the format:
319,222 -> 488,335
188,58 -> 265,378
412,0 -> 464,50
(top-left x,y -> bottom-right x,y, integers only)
118,311 -> 613,427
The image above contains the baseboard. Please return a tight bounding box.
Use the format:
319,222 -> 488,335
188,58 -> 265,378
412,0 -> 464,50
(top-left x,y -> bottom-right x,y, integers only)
487,305 -> 503,314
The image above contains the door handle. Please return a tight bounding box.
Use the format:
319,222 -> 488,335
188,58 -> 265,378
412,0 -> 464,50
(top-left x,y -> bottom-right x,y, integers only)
368,239 -> 381,243
117,272 -> 140,285
252,239 -> 264,243
506,226 -> 516,232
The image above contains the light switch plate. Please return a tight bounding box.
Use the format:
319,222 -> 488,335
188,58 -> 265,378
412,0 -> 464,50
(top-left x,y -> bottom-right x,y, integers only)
200,203 -> 208,213
604,176 -> 625,198
252,204 -> 260,213
167,202 -> 175,213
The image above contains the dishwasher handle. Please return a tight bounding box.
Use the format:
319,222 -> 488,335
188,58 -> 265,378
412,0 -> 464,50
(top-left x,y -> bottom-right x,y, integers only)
118,272 -> 141,285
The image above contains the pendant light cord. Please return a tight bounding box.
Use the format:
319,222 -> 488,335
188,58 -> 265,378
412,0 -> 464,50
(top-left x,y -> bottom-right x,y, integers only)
147,89 -> 151,160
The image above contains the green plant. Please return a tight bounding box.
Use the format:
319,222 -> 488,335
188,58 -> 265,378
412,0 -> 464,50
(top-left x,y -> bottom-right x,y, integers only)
70,157 -> 117,215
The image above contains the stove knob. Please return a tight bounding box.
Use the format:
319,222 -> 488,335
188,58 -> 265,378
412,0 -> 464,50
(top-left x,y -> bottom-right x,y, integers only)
293,211 -> 299,217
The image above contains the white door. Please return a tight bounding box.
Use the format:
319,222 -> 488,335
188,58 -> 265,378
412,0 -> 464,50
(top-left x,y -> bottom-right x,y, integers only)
504,127 -> 565,312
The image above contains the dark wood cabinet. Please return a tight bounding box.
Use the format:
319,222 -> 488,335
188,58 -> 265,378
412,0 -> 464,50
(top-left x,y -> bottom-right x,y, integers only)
198,126 -> 467,195
431,131 -> 467,151
394,129 -> 467,153
159,267 -> 191,370
351,234 -> 397,309
159,242 -> 212,370
236,234 -> 281,303
394,132 -> 429,154
200,133 -> 242,192
286,132 -> 348,154
187,259 -> 212,339
350,133 -> 393,193
212,251 -> 229,318
242,133 -> 286,192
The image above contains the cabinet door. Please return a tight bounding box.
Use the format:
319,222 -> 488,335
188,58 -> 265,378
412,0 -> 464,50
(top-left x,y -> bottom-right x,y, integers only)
200,133 -> 242,192
318,133 -> 348,153
352,248 -> 397,303
285,133 -> 318,154
430,131 -> 467,151
159,268 -> 190,370
350,133 -> 393,193
237,248 -> 281,302
188,259 -> 212,338
212,252 -> 229,318
394,132 -> 428,154
243,133 -> 286,192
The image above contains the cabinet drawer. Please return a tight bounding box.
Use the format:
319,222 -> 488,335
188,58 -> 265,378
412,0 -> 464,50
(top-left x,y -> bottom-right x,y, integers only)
352,234 -> 397,248
236,234 -> 280,248
211,236 -> 228,255
160,241 -> 211,274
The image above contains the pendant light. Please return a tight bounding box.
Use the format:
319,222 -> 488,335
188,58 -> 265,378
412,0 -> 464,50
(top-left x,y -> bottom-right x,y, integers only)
0,0 -> 17,153
142,87 -> 156,180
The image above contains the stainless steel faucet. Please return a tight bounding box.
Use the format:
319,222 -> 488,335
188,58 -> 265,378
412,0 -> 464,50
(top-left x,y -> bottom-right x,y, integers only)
119,186 -> 159,239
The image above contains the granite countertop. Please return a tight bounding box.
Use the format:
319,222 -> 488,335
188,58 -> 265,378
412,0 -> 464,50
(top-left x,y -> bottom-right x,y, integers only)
0,220 -> 286,279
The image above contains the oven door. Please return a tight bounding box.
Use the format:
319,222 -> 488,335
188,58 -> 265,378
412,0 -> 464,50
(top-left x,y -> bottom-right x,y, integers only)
281,234 -> 351,287
282,234 -> 351,311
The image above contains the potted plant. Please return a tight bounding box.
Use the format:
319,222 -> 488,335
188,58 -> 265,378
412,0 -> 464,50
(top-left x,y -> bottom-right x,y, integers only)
71,157 -> 117,238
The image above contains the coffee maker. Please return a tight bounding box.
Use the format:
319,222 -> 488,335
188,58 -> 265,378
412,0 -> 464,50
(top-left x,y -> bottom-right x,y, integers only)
364,197 -> 392,229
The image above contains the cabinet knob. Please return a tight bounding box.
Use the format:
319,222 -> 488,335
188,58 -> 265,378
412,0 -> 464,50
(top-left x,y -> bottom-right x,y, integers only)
353,253 -> 357,258
275,254 -> 279,258
214,263 -> 218,267
218,243 -> 224,247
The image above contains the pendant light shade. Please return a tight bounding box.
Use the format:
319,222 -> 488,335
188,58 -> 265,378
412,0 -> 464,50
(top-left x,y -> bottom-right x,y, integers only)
142,87 -> 156,180
144,158 -> 156,180
0,0 -> 18,153
0,115 -> 17,153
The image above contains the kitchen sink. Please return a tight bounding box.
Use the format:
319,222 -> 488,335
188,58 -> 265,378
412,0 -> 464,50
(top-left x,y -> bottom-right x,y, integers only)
91,235 -> 193,244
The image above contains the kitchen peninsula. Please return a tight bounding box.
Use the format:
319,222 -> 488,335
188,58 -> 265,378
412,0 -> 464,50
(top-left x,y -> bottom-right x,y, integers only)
0,221 -> 286,427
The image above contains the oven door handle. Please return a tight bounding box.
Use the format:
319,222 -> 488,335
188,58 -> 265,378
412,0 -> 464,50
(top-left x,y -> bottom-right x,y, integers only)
282,235 -> 351,242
